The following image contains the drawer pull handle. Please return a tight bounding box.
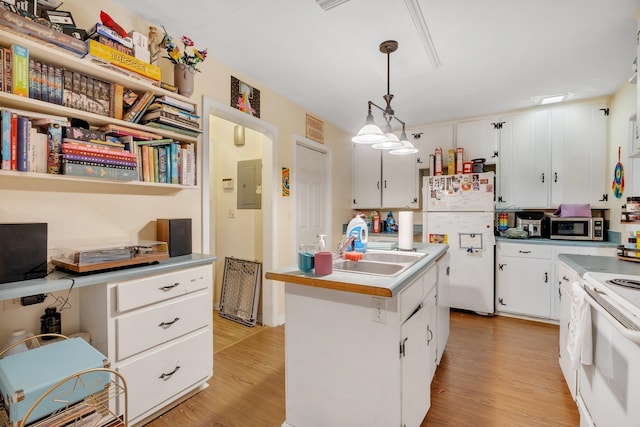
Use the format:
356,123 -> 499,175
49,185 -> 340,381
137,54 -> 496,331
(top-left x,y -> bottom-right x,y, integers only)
159,283 -> 180,291
159,365 -> 181,380
158,317 -> 180,328
518,250 -> 531,254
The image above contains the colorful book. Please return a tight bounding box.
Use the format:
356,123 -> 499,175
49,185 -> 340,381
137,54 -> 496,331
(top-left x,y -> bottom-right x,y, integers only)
53,65 -> 63,105
98,123 -> 162,141
158,145 -> 167,183
155,95 -> 195,113
62,153 -> 137,168
28,57 -> 39,100
16,116 -> 30,171
146,102 -> 201,121
62,161 -> 137,181
170,143 -> 178,184
87,23 -> 135,49
123,91 -> 154,122
29,129 -> 47,173
0,48 -> 3,93
45,122 -> 63,174
11,44 -> 28,97
3,46 -> 12,93
86,39 -> 161,81
1,109 -> 11,170
141,110 -> 201,129
141,145 -> 150,182
143,121 -> 201,137
40,62 -> 49,103
9,112 -> 17,170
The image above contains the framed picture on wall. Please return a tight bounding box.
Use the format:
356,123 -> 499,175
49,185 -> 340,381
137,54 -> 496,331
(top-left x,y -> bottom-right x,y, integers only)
231,76 -> 260,118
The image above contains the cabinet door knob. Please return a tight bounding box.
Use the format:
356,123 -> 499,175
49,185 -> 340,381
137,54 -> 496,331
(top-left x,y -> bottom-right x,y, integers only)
427,325 -> 433,345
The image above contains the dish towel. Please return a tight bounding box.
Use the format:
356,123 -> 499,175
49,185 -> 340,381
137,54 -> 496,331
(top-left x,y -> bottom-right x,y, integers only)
567,282 -> 593,371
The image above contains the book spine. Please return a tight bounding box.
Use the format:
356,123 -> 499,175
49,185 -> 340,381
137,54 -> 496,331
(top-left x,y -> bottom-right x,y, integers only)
3,47 -> 12,94
170,143 -> 178,184
33,131 -> 48,173
0,48 -> 3,93
16,116 -> 29,171
28,126 -> 37,172
62,147 -> 137,162
152,146 -> 159,182
28,57 -> 37,100
131,94 -> 155,124
53,66 -> 63,105
10,112 -> 17,170
158,145 -> 167,183
11,45 -> 28,97
141,145 -> 150,182
86,39 -> 161,81
61,141 -> 133,156
41,62 -> 49,103
1,109 -> 10,170
95,80 -> 110,116
79,73 -> 87,112
71,70 -> 81,110
62,153 -> 137,168
62,161 -> 137,180
94,34 -> 133,56
46,122 -> 63,174
62,68 -> 73,108
47,63 -> 55,105
85,75 -> 95,113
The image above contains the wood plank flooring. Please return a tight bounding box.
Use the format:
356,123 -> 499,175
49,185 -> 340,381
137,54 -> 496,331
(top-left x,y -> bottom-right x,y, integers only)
145,311 -> 579,426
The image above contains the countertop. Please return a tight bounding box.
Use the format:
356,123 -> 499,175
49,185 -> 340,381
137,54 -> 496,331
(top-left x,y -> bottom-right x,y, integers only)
265,243 -> 448,298
557,254 -> 640,277
496,236 -> 619,248
0,253 -> 217,301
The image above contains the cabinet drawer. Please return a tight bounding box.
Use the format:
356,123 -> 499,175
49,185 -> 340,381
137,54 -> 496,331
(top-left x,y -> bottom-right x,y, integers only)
116,291 -> 210,360
116,265 -> 212,312
497,242 -> 552,259
117,329 -> 212,421
422,263 -> 437,297
400,274 -> 423,322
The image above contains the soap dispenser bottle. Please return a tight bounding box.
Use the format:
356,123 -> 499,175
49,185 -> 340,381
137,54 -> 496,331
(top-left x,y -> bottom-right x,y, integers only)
317,234 -> 327,251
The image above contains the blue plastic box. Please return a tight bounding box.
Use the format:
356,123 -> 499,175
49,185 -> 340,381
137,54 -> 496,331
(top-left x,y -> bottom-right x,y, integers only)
0,337 -> 110,424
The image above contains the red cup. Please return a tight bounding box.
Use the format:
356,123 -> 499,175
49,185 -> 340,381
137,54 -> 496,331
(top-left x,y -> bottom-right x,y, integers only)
314,251 -> 333,276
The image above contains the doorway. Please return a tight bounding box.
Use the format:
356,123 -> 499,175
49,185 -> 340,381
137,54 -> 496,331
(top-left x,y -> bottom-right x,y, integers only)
293,137 -> 332,251
201,97 -> 281,327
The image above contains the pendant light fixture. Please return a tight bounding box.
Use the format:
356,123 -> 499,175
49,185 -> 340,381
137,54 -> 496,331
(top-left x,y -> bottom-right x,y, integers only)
352,40 -> 418,155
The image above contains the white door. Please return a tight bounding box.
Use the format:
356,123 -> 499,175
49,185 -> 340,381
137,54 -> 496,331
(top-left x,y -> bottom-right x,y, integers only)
295,139 -> 331,249
382,151 -> 418,209
400,302 -> 430,427
352,143 -> 381,208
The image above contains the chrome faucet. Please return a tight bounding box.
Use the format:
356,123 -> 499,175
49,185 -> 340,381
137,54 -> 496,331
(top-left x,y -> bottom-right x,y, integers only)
337,236 -> 356,256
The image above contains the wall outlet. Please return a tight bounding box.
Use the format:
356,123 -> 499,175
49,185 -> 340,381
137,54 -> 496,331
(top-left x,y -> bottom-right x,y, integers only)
2,298 -> 22,311
371,297 -> 387,324
228,208 -> 236,219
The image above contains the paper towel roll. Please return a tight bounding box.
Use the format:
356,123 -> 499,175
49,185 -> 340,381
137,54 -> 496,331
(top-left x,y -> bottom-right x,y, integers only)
398,211 -> 414,250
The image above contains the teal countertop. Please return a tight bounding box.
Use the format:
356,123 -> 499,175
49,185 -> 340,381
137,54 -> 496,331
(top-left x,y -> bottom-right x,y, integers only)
496,236 -> 618,248
0,253 -> 217,301
265,243 -> 448,297
558,254 -> 640,277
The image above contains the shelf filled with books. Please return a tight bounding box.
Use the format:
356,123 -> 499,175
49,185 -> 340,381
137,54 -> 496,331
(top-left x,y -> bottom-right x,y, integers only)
0,25 -> 200,189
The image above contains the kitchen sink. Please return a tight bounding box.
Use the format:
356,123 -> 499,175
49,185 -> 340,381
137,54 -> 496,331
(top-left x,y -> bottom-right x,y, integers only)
332,250 -> 427,277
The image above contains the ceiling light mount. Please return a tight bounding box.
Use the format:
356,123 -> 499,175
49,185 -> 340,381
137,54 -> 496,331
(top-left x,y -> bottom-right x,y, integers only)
352,41 -> 417,155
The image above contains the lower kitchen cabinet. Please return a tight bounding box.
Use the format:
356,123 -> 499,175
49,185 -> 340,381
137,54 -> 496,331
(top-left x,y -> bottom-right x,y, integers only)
496,240 -> 616,321
558,261 -> 579,400
282,257 -> 444,427
496,241 -> 552,318
78,264 -> 214,425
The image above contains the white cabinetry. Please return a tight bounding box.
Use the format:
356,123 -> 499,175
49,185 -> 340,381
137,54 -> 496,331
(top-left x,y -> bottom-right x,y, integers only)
78,264 -> 213,425
496,241 -> 552,318
436,251 -> 450,365
550,102 -> 608,207
282,259 -> 443,427
498,110 -> 551,209
558,261 -> 580,400
351,144 -> 418,209
455,118 -> 499,165
410,124 -> 454,171
495,101 -> 607,210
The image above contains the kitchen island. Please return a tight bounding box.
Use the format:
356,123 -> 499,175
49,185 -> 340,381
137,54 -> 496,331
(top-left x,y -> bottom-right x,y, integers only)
266,244 -> 449,427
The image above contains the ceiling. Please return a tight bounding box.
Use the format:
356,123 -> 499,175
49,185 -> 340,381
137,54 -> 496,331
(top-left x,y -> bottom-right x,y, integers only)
112,0 -> 640,135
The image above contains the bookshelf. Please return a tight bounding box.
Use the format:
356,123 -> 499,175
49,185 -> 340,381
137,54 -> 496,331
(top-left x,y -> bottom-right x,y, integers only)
0,26 -> 200,188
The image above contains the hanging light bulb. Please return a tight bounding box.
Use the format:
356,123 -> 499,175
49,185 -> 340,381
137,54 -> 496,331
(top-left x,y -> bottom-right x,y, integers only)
372,121 -> 403,149
389,126 -> 418,155
352,103 -> 385,144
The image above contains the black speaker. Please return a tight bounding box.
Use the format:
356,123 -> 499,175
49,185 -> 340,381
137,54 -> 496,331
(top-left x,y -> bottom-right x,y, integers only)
157,218 -> 192,257
0,223 -> 48,284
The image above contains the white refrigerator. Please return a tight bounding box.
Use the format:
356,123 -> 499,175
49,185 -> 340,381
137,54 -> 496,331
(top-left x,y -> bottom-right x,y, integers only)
422,172 -> 495,314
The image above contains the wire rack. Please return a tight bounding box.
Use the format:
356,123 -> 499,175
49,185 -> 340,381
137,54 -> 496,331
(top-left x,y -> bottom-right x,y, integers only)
219,257 -> 262,327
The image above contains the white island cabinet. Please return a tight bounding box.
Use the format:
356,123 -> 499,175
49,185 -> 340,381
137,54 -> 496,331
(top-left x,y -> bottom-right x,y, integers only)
267,245 -> 448,427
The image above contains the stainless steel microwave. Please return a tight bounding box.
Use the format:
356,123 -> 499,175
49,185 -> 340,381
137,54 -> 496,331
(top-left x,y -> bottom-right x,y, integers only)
548,216 -> 604,241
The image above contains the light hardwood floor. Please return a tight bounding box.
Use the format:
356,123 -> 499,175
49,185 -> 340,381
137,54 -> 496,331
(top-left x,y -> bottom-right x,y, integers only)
145,311 -> 578,426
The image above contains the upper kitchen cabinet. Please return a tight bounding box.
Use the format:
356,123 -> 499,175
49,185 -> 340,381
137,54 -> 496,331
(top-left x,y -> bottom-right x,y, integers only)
351,144 -> 418,209
497,110 -> 551,209
455,118 -> 500,165
409,124 -> 454,171
495,100 -> 607,210
549,101 -> 608,207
